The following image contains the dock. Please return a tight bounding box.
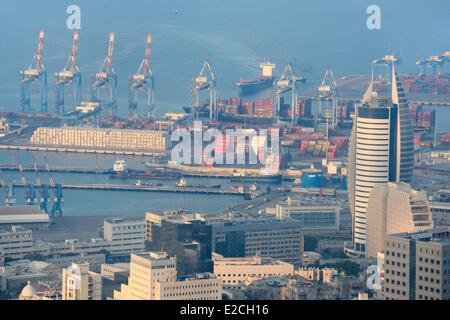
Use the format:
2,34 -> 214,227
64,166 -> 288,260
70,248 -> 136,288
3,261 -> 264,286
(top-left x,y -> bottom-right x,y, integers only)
12,183 -> 247,196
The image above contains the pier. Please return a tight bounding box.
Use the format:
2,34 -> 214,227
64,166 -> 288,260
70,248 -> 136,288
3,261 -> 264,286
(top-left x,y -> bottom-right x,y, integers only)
12,182 -> 247,196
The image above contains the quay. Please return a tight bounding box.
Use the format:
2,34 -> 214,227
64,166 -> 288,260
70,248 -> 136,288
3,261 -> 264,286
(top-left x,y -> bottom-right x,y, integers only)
12,182 -> 247,196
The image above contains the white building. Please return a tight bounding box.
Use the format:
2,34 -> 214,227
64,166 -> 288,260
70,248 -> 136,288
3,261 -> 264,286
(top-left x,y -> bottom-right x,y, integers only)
103,218 -> 146,256
347,63 -> 413,256
213,253 -> 294,289
114,252 -> 221,300
365,182 -> 433,258
0,226 -> 33,260
0,206 -> 49,230
61,262 -> 102,300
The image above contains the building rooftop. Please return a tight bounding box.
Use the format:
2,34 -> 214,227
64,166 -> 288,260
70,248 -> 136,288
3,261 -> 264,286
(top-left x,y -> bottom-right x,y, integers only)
0,205 -> 49,224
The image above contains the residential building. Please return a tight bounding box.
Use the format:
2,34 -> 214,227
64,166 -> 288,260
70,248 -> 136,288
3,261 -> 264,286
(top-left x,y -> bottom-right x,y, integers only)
366,182 -> 433,258
61,262 -> 102,300
212,253 -> 294,289
383,227 -> 450,300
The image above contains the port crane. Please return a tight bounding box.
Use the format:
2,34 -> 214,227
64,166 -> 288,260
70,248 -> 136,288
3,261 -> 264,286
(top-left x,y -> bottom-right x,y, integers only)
372,54 -> 399,87
191,60 -> 218,121
43,155 -> 63,216
316,68 -> 338,139
55,31 -> 82,116
12,152 -> 36,205
273,64 -> 300,124
0,169 -> 15,206
90,32 -> 117,114
416,52 -> 449,76
129,33 -> 155,117
20,29 -> 48,113
31,155 -> 50,213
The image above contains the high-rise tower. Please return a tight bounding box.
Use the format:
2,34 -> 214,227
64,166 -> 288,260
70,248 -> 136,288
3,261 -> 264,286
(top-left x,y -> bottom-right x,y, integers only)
346,61 -> 414,256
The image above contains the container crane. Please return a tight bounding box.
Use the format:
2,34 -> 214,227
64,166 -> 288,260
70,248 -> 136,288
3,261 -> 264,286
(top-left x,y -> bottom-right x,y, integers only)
0,169 -> 15,206
31,155 -> 49,213
43,154 -> 63,216
90,32 -> 117,114
55,31 -> 81,116
273,64 -> 300,124
20,29 -> 47,113
317,68 -> 338,139
12,152 -> 35,205
129,33 -> 155,117
191,60 -> 218,121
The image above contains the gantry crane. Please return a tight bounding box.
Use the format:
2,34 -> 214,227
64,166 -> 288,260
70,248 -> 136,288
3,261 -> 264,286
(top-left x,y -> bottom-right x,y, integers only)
55,31 -> 81,116
12,152 -> 35,205
317,68 -> 338,139
31,155 -> 49,213
416,52 -> 449,76
372,54 -> 399,86
90,32 -> 117,114
191,60 -> 218,121
0,168 -> 15,206
273,64 -> 301,124
129,33 -> 155,117
43,154 -> 63,217
20,29 -> 47,113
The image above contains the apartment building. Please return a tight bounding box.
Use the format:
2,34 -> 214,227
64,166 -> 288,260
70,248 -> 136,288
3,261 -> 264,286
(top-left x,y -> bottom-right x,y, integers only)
61,262 -> 102,300
383,227 -> 450,300
31,127 -> 170,152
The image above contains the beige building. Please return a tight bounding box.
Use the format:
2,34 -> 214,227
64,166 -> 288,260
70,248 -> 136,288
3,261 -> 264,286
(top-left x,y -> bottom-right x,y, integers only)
212,253 -> 294,289
103,218 -> 146,256
366,182 -> 433,258
31,127 -> 170,152
114,251 -> 221,300
295,267 -> 338,284
0,226 -> 33,260
61,262 -> 102,300
383,227 -> 450,300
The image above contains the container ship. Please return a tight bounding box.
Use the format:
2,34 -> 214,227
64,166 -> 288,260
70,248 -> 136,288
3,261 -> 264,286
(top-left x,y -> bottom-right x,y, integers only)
235,59 -> 276,94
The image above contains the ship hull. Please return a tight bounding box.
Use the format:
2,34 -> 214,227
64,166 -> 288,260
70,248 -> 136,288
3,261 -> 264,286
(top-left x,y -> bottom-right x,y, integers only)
236,77 -> 274,94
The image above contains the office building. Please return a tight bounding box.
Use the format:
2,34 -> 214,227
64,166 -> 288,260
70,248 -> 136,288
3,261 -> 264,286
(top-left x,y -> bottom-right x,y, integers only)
212,253 -> 294,289
61,262 -> 102,300
212,219 -> 304,265
145,211 -> 212,275
366,182 -> 433,258
103,218 -> 146,256
0,226 -> 33,260
275,197 -> 340,234
383,227 -> 450,300
347,62 -> 414,255
114,252 -> 221,300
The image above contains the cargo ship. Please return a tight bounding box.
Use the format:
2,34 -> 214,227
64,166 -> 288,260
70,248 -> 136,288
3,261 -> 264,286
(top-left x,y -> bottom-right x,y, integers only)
235,59 -> 276,94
